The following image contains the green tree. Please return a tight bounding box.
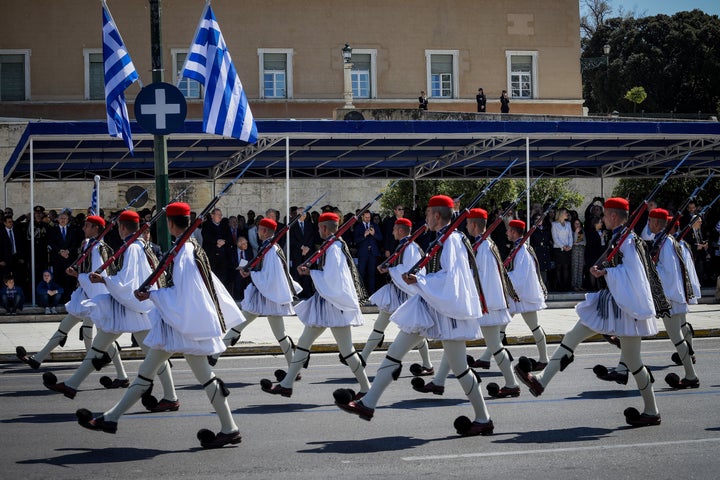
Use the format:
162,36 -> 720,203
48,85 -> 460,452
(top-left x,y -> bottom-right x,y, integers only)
379,178 -> 582,217
624,86 -> 647,113
582,9 -> 720,115
612,176 -> 720,212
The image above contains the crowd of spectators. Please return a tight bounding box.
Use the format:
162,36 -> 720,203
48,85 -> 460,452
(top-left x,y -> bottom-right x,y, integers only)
1,195 -> 718,314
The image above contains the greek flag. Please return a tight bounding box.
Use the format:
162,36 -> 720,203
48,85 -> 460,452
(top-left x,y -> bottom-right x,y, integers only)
181,4 -> 258,143
102,2 -> 139,153
89,177 -> 100,216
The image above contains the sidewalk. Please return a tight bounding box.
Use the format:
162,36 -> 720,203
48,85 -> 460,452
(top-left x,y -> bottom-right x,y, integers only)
2,296 -> 718,364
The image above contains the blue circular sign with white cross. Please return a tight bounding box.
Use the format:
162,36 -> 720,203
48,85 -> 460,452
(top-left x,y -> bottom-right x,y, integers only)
134,82 -> 187,135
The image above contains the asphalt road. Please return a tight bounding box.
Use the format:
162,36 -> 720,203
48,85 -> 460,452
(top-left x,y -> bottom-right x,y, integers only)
2,338 -> 720,479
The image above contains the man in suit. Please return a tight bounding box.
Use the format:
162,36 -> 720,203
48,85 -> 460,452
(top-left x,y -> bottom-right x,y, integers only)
48,210 -> 82,303
229,236 -> 254,300
354,211 -> 382,296
0,215 -> 26,290
381,205 -> 405,259
289,210 -> 317,299
201,208 -> 232,285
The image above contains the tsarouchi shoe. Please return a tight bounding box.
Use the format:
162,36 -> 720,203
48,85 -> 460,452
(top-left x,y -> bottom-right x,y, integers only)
260,379 -> 292,397
454,416 -> 494,436
670,352 -> 696,365
664,373 -> 699,390
337,400 -> 374,421
486,383 -> 520,398
99,376 -> 130,389
43,372 -> 77,399
593,365 -> 629,385
197,429 -> 242,449
147,398 -> 180,412
409,363 -> 435,376
514,361 -> 544,397
76,409 -> 117,434
16,346 -> 40,370
411,377 -> 445,395
624,407 -> 661,427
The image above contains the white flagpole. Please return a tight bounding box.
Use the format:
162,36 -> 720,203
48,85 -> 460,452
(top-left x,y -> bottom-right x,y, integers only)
94,175 -> 101,216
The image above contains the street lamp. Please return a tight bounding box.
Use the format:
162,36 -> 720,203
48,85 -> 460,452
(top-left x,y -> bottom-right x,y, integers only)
342,43 -> 354,108
580,44 -> 611,72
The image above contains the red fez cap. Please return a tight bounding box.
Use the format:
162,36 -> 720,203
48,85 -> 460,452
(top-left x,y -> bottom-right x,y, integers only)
166,202 -> 191,216
318,212 -> 339,223
649,208 -> 669,220
467,208 -> 488,219
119,210 -> 140,223
508,219 -> 525,230
395,218 -> 413,227
258,218 -> 277,230
428,195 -> 454,208
604,197 -> 629,211
86,215 -> 105,228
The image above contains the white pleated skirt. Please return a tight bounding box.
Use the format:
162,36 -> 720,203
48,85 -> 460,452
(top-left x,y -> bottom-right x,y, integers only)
369,283 -> 409,314
241,285 -> 295,316
576,291 -> 658,337
294,293 -> 364,328
81,294 -> 152,334
390,295 -> 483,341
143,314 -> 227,356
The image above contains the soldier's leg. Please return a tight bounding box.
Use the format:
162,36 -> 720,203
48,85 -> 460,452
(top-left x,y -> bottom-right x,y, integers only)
332,326 -> 370,393
360,310 -> 391,361
521,311 -> 548,363
267,315 -> 294,367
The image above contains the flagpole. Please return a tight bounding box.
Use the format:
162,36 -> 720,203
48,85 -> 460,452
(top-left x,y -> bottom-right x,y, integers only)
149,0 -> 171,249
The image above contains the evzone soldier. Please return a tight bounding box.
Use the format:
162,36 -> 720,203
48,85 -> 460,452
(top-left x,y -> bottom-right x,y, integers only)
260,211 -> 370,398
472,219 -> 548,372
16,215 -> 128,386
515,198 -> 668,427
42,211 -> 178,413
360,217 -> 435,377
208,217 -> 302,382
415,208 -> 520,398
76,202 -> 245,449
336,195 -> 495,437
594,208 -> 699,389
674,219 -> 701,364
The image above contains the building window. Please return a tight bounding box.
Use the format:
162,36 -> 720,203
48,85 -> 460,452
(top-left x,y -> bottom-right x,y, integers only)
506,51 -> 538,99
425,50 -> 459,99
258,48 -> 293,99
0,50 -> 30,101
172,49 -> 201,99
83,49 -> 104,100
349,50 -> 376,99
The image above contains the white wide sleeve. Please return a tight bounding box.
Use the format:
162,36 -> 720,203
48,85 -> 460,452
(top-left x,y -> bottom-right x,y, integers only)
310,243 -> 360,312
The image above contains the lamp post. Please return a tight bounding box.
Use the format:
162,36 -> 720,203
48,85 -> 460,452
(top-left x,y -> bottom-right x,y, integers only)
342,43 -> 354,109
580,43 -> 611,72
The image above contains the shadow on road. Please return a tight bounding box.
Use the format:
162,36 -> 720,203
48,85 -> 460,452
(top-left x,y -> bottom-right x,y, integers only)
299,435 -> 445,454
493,426 -> 615,444
16,447 -> 191,466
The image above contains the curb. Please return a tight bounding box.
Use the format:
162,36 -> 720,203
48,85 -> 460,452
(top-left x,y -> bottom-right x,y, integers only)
4,328 -> 719,365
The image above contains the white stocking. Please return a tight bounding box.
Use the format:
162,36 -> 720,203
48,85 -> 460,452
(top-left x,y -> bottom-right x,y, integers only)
476,328 -> 505,363
81,319 -> 94,351
65,330 -> 121,390
332,326 -> 370,393
536,322 -> 595,387
32,314 -> 82,363
279,327 -> 325,389
415,338 -> 433,369
134,330 -> 177,401
443,340 -> 490,423
522,311 -> 548,363
361,310 -> 391,361
665,313 -> 697,380
620,336 -> 659,416
430,352 -> 450,387
186,354 -> 238,434
481,325 -> 517,388
104,349 -> 171,423
361,331 -> 421,409
267,315 -> 293,367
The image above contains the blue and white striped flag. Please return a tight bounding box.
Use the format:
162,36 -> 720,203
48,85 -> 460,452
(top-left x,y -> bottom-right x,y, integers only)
102,1 -> 139,154
181,4 -> 258,143
89,175 -> 100,216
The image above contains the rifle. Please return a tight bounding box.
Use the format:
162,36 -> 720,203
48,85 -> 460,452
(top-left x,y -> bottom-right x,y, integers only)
378,195 -> 464,270
94,186 -> 191,274
473,175 -> 543,252
651,173 -> 714,262
595,152 -> 689,268
503,197 -> 560,268
300,180 -> 399,269
405,157 -> 518,276
677,191 -> 720,243
242,193 -> 327,272
69,187 -> 148,270
137,161 -> 254,293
